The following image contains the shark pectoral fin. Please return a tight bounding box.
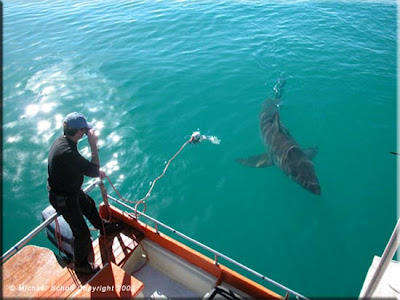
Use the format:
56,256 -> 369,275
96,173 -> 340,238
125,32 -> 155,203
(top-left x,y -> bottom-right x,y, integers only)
236,153 -> 274,168
304,146 -> 318,160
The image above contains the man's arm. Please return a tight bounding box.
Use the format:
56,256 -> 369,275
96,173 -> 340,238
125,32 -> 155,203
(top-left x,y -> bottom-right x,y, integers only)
87,130 -> 100,166
87,129 -> 106,178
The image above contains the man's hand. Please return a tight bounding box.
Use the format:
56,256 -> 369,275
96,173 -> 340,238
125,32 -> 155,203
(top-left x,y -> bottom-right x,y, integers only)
100,170 -> 106,180
87,129 -> 98,150
87,129 -> 100,165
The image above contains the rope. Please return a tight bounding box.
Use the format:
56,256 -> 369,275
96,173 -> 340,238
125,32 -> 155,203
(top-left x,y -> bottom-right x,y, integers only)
54,217 -> 76,276
103,136 -> 193,216
92,137 -> 194,275
98,181 -> 113,264
139,138 -> 192,202
54,218 -> 63,257
99,181 -> 112,222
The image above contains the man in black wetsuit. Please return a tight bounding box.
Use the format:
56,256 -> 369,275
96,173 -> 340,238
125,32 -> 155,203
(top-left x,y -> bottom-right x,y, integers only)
47,112 -> 115,274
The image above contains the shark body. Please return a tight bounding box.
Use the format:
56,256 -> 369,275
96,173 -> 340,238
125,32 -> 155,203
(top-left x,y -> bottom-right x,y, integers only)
237,80 -> 321,195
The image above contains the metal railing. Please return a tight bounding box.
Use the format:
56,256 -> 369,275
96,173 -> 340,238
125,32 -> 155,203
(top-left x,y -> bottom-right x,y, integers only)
0,181 -> 99,264
359,218 -> 400,298
107,194 -> 309,300
1,180 -> 308,300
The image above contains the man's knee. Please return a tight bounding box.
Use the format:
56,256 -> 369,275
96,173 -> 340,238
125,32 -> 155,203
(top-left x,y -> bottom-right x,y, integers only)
72,223 -> 91,240
79,191 -> 97,213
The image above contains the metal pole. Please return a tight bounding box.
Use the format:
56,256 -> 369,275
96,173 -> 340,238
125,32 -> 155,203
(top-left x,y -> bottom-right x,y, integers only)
1,181 -> 100,265
360,218 -> 400,298
1,212 -> 59,264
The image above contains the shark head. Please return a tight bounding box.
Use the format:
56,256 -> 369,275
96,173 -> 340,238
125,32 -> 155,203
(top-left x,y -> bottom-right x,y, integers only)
307,181 -> 321,195
290,160 -> 321,195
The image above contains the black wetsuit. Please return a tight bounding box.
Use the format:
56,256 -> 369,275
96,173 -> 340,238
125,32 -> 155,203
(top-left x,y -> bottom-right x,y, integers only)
47,135 -> 103,267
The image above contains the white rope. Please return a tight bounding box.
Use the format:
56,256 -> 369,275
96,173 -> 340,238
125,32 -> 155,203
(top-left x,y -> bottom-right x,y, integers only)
103,136 -> 193,216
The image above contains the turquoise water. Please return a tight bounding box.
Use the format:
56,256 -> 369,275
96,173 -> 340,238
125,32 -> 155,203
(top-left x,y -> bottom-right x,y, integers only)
2,0 -> 397,297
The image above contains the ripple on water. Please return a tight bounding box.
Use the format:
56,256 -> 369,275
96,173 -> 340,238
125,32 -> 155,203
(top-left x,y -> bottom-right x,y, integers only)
2,1 -> 396,297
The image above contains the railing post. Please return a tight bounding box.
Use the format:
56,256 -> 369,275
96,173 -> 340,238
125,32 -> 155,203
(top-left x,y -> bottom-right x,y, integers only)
359,218 -> 400,298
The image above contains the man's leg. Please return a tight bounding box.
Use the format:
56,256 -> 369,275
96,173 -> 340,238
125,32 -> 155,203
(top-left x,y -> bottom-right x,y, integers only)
49,193 -> 94,268
78,190 -> 123,236
78,190 -> 103,230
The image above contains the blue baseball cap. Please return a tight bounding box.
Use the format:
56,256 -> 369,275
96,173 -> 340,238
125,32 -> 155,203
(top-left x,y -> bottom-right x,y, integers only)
63,112 -> 93,130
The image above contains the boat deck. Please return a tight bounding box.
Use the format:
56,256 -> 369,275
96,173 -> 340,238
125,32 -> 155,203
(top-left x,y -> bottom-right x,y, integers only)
2,227 -> 228,299
3,204 -> 285,299
133,264 -> 199,298
359,256 -> 400,298
122,238 -> 219,299
2,228 -> 143,299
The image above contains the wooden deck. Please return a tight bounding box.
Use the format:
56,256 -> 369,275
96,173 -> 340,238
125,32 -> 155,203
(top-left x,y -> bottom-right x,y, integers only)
2,228 -> 144,299
70,262 -> 144,299
3,203 -> 290,299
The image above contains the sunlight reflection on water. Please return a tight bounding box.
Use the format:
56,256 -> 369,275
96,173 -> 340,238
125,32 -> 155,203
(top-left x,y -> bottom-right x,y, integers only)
3,1 -> 396,297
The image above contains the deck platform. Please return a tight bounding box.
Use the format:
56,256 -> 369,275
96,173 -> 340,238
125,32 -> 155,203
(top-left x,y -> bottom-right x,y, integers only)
2,228 -> 143,299
71,262 -> 144,299
359,256 -> 400,299
3,202 -> 293,300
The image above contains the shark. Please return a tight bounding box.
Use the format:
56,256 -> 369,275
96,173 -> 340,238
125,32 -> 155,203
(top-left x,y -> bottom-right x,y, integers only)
236,79 -> 321,195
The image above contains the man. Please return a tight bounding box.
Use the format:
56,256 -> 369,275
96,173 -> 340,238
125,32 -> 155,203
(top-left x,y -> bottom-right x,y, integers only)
47,112 -> 115,273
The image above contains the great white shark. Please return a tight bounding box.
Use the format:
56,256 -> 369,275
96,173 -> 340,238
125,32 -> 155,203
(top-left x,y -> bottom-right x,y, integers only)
237,79 -> 321,195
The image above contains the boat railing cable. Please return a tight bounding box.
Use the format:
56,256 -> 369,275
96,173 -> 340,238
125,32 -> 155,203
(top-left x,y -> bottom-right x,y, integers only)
106,193 -> 309,300
0,181 -> 100,264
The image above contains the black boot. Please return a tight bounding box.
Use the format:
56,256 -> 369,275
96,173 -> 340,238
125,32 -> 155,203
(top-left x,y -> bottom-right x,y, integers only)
100,221 -> 124,236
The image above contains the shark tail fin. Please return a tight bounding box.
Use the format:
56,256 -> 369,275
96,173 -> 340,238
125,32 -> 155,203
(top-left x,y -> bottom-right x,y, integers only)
273,73 -> 286,99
